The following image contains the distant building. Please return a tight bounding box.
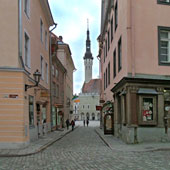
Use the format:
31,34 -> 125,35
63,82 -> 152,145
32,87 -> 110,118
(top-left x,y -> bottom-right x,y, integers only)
51,33 -> 66,130
99,0 -> 170,143
56,36 -> 76,124
76,24 -> 100,121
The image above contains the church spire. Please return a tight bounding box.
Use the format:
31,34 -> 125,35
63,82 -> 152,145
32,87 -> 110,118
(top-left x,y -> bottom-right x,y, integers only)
84,19 -> 93,59
84,19 -> 93,83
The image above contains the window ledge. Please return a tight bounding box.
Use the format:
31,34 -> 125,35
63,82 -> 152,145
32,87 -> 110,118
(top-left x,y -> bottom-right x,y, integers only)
161,61 -> 170,64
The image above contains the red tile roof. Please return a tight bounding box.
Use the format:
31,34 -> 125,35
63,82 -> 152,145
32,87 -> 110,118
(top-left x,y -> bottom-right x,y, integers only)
82,79 -> 100,93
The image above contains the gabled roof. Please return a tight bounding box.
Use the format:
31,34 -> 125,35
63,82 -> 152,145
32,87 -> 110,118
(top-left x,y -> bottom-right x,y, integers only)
82,79 -> 100,94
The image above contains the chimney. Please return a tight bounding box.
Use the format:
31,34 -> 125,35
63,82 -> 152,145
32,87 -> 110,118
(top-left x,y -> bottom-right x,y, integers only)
59,36 -> 63,42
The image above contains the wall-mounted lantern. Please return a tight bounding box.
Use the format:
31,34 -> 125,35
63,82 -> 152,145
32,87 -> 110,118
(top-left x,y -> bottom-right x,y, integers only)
25,69 -> 41,91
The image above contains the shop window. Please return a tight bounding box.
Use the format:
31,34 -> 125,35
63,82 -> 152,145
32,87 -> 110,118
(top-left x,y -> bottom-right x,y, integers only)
139,96 -> 157,125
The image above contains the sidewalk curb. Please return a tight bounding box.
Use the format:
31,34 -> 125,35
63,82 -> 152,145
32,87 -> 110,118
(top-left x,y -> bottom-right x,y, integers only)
95,128 -> 170,153
0,126 -> 78,157
95,129 -> 113,150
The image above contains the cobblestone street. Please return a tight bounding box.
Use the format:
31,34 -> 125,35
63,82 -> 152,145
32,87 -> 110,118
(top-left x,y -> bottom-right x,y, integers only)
0,126 -> 170,170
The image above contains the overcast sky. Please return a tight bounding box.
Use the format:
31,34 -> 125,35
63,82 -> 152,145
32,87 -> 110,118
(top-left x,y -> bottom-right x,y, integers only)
48,0 -> 101,95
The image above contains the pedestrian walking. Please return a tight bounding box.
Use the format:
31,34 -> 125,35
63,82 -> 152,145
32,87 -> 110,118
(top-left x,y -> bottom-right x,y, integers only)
66,119 -> 70,130
83,120 -> 85,127
86,119 -> 89,127
71,120 -> 75,131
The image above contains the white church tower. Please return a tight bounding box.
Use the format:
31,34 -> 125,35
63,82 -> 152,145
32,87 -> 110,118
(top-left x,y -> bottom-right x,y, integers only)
84,20 -> 93,83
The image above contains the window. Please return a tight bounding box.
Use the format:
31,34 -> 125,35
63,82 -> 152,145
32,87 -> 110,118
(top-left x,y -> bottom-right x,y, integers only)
158,26 -> 170,65
106,68 -> 108,88
118,37 -> 122,71
24,0 -> 30,18
105,40 -> 107,57
45,31 -> 48,50
108,62 -> 110,85
40,19 -> 43,42
111,16 -> 113,41
157,0 -> 170,5
41,56 -> 44,80
29,96 -> 34,126
139,96 -> 157,125
104,72 -> 105,90
24,32 -> 30,67
52,65 -> 54,76
113,49 -> 116,78
56,69 -> 58,78
53,82 -> 56,97
115,2 -> 118,31
46,63 -> 48,83
108,30 -> 110,50
104,46 -> 105,63
56,84 -> 59,97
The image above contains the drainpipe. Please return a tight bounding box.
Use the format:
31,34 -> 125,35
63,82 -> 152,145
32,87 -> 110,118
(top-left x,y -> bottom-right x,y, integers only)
49,23 -> 57,131
18,0 -> 25,69
128,0 -> 135,77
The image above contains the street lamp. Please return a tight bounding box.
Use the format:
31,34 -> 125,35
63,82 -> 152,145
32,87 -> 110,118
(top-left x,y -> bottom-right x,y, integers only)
25,69 -> 41,91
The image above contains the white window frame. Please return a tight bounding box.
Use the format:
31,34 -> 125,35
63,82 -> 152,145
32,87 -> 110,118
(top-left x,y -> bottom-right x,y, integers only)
24,31 -> 31,68
24,0 -> 30,18
160,30 -> 170,63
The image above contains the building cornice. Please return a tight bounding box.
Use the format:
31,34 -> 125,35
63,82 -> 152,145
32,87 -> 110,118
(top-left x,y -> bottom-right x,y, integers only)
39,0 -> 54,26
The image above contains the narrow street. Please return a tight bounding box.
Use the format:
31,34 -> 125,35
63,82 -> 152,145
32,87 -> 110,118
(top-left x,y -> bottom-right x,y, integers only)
0,122 -> 170,170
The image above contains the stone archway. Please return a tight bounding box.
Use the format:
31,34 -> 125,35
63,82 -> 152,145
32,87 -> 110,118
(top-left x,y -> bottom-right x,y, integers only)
104,113 -> 113,135
81,113 -> 84,120
92,113 -> 95,120
86,112 -> 89,120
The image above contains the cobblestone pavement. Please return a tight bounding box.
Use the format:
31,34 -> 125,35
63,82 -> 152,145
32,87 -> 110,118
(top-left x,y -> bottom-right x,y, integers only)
0,127 -> 170,170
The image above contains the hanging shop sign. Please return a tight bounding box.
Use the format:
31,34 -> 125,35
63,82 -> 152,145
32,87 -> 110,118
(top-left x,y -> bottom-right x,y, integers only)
96,106 -> 102,111
102,101 -> 113,113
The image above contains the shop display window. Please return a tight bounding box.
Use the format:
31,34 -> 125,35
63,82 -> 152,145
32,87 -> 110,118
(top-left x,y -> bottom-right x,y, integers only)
139,96 -> 157,125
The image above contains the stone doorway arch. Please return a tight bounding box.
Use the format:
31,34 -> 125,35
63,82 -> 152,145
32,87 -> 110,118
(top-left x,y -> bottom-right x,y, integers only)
86,112 -> 89,120
92,113 -> 95,120
81,113 -> 84,120
104,113 -> 113,135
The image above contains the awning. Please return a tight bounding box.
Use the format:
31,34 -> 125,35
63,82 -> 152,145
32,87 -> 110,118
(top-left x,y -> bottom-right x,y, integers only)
137,88 -> 158,94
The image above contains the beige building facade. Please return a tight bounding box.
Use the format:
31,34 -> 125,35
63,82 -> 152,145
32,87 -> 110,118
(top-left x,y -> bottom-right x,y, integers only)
0,0 -> 54,148
57,37 -> 76,124
99,0 -> 170,143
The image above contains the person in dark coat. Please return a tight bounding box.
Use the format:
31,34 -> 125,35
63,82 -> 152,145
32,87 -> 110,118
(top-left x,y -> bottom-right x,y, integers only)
83,120 -> 85,127
86,119 -> 89,127
71,120 -> 75,131
66,119 -> 70,130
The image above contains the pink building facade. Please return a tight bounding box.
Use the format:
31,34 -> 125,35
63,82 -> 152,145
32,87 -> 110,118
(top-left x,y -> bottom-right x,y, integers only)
99,0 -> 170,143
0,0 -> 54,148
